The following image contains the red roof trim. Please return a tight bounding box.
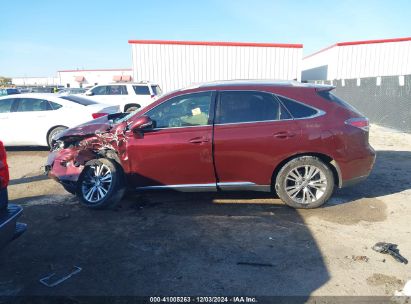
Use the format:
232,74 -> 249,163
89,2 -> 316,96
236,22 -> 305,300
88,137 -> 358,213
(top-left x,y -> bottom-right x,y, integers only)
128,39 -> 303,48
58,68 -> 132,73
304,37 -> 411,59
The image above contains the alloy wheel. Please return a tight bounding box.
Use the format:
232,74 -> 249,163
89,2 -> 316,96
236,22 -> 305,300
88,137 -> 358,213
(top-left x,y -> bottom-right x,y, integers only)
284,165 -> 328,205
81,163 -> 113,203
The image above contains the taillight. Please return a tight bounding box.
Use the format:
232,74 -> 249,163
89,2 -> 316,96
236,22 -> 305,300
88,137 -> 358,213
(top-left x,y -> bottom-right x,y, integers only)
0,141 -> 9,189
92,113 -> 108,119
345,117 -> 369,131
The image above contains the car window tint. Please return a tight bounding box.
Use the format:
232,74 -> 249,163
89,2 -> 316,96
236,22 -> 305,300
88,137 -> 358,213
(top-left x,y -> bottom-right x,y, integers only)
145,92 -> 212,128
217,91 -> 288,124
150,85 -> 162,96
0,99 -> 14,113
277,96 -> 318,118
49,101 -> 63,110
133,85 -> 150,95
107,85 -> 127,95
15,98 -> 52,112
91,86 -> 107,95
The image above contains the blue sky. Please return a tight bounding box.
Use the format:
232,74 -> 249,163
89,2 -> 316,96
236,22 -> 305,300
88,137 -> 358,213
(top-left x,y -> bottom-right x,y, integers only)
1,0 -> 410,77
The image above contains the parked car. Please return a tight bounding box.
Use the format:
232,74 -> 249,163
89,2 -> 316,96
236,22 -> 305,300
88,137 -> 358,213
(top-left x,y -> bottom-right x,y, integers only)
84,81 -> 162,112
0,93 -> 120,147
46,80 -> 376,209
0,140 -> 26,248
0,88 -> 20,96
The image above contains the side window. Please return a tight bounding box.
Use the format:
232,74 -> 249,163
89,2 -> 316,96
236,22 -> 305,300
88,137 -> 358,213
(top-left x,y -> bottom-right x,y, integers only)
107,85 -> 127,95
277,96 -> 318,118
49,101 -> 63,110
91,86 -> 107,95
133,85 -> 150,95
0,99 -> 14,113
15,98 -> 52,112
216,91 -> 290,124
145,92 -> 212,128
151,85 -> 162,96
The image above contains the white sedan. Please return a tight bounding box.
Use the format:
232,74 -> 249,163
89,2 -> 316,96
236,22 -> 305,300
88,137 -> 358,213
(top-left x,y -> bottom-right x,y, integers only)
0,93 -> 120,147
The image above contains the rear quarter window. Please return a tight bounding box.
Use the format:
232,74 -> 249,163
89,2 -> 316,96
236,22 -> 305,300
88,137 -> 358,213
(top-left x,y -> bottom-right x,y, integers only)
277,95 -> 318,118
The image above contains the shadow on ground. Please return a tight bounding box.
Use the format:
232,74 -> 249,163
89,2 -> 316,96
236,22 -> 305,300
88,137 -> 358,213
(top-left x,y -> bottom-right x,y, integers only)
0,191 -> 329,297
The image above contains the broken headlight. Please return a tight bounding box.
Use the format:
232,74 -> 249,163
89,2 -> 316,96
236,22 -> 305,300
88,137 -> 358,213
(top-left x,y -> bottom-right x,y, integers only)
51,140 -> 65,152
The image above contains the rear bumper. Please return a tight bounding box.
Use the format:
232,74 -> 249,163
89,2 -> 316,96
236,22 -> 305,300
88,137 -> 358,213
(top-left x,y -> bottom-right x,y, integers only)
338,145 -> 376,188
0,195 -> 27,248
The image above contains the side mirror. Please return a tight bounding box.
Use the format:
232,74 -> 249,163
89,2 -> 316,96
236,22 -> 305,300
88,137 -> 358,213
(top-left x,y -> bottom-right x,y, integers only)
130,115 -> 154,132
85,91 -> 93,96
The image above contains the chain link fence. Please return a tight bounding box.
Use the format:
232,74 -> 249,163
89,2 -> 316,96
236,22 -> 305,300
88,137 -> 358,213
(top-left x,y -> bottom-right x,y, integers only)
311,75 -> 411,133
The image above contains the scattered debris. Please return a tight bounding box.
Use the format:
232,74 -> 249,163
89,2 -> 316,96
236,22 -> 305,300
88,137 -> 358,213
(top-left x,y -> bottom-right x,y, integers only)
372,242 -> 408,264
351,255 -> 369,262
40,266 -> 82,287
237,262 -> 273,267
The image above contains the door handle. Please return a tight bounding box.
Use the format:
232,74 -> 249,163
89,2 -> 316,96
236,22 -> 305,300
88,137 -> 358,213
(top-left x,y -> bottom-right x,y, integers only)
273,131 -> 296,139
189,137 -> 209,144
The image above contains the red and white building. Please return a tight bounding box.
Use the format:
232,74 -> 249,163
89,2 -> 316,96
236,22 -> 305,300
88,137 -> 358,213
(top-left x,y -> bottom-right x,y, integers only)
302,37 -> 411,81
129,40 -> 303,92
57,68 -> 133,88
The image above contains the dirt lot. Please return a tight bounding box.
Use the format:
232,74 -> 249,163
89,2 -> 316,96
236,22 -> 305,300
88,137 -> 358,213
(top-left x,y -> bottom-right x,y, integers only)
1,124 -> 410,297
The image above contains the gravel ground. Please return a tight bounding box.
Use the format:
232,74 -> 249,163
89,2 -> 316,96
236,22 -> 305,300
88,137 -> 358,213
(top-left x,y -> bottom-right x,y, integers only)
0,124 -> 410,297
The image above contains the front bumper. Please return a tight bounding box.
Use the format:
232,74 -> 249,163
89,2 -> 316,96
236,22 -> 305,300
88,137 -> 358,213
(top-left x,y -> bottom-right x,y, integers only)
0,189 -> 27,248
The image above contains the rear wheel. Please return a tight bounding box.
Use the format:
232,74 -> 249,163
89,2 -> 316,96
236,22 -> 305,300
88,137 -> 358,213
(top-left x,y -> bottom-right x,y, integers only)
77,158 -> 125,209
275,156 -> 334,209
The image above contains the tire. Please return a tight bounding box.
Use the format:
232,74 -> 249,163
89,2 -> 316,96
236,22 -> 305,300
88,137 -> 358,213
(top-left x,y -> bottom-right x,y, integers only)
76,158 -> 126,209
124,104 -> 141,113
275,156 -> 334,209
48,126 -> 68,148
62,184 -> 76,195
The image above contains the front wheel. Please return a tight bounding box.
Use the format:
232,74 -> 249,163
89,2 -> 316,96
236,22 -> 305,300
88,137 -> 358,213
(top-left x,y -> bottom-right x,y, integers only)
77,158 -> 125,209
275,156 -> 334,209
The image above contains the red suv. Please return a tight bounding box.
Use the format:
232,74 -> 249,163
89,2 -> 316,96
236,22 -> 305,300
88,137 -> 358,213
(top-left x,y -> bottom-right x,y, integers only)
46,80 -> 375,209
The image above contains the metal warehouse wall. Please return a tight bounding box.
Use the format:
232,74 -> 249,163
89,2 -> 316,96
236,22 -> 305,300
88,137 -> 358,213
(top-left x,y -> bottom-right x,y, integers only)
302,38 -> 411,81
129,40 -> 303,92
314,75 -> 411,133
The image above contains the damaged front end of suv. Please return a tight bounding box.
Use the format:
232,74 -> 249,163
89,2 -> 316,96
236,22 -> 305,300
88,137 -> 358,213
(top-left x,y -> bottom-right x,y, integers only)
45,113 -> 135,208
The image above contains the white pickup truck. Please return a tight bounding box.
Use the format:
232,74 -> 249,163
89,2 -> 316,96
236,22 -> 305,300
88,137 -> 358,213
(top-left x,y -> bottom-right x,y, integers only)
84,82 -> 162,112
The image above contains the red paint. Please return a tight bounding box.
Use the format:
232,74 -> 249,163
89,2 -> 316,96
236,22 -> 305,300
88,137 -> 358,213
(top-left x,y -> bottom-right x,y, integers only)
128,39 -> 303,48
48,82 -> 375,192
304,36 -> 411,59
0,141 -> 9,189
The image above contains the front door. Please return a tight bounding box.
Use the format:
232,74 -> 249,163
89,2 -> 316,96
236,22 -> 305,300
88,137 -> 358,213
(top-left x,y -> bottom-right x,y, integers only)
213,90 -> 302,190
126,91 -> 217,190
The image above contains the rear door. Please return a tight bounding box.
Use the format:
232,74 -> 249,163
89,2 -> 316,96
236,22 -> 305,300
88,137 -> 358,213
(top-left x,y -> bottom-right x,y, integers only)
10,98 -> 56,146
213,90 -> 302,189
